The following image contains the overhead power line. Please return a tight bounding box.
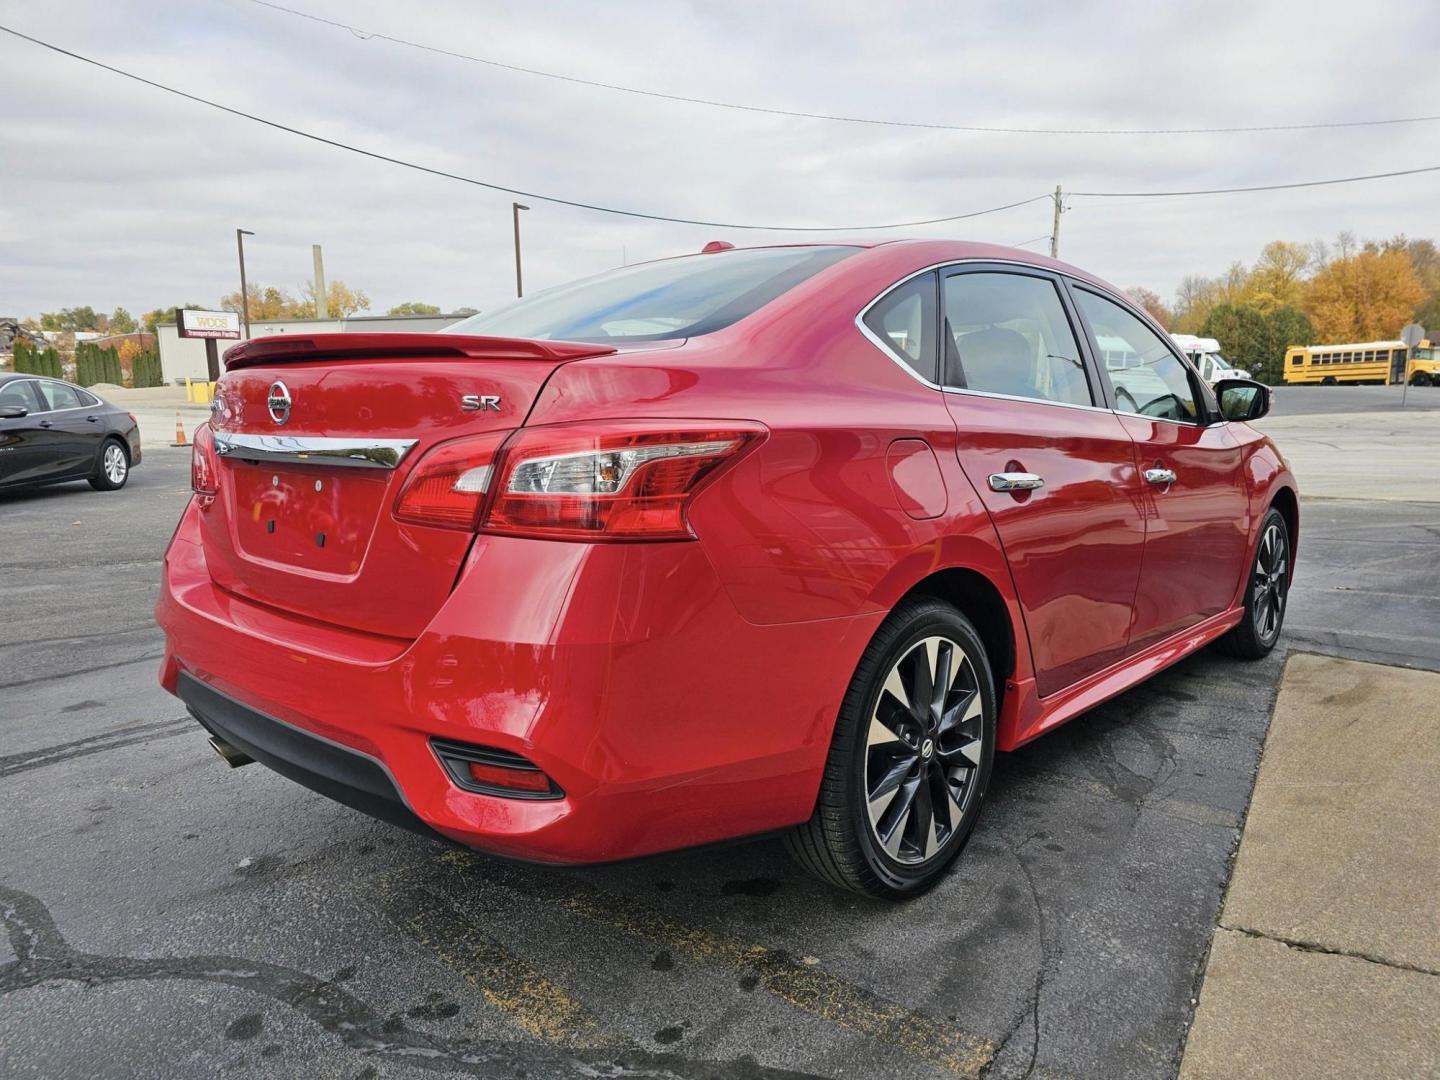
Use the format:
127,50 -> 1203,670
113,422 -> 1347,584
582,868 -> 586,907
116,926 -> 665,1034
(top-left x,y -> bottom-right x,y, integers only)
0,24 -> 1048,232
248,0 -> 1440,137
5,24 -> 1438,236
1072,166 -> 1440,197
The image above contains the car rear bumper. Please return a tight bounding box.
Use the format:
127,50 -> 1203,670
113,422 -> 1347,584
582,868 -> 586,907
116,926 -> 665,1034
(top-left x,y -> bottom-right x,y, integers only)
156,498 -> 880,863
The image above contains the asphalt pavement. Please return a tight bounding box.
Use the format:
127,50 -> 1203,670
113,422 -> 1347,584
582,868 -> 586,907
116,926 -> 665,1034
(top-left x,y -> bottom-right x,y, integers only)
2,431 -> 1437,1078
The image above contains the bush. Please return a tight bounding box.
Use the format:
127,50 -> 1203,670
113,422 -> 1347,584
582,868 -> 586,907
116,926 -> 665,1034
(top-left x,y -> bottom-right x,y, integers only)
132,351 -> 163,388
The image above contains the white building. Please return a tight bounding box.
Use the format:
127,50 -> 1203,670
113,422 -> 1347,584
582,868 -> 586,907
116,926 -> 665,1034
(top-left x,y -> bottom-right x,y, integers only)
157,313 -> 466,383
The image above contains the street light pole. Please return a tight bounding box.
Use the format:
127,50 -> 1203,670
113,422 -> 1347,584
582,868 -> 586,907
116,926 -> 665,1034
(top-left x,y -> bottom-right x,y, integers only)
236,229 -> 255,338
512,203 -> 529,298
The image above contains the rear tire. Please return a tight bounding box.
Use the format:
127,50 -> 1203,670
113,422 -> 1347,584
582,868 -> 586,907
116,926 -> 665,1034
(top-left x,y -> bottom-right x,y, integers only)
1216,507 -> 1290,659
88,438 -> 129,491
1321,376 -> 1337,386
785,597 -> 996,899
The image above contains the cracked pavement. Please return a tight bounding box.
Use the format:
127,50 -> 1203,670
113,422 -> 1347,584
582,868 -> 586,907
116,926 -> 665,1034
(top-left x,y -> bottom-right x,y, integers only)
2,437 -> 1437,1079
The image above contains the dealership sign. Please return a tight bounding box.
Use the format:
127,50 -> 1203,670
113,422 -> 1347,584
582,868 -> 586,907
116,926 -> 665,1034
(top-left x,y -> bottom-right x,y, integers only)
177,309 -> 241,340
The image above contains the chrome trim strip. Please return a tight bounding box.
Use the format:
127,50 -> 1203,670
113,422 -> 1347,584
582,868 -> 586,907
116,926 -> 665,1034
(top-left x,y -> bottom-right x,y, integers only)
212,432 -> 418,469
852,259 -> 1207,424
853,259 -> 1112,414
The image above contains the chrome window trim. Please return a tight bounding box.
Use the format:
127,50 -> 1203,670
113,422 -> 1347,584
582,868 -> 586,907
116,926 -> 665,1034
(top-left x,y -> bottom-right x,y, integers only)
31,378 -> 103,416
854,258 -> 1114,415
212,432 -> 419,469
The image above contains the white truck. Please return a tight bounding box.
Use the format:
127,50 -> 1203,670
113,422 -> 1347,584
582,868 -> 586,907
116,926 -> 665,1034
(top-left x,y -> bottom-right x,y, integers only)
1169,333 -> 1250,384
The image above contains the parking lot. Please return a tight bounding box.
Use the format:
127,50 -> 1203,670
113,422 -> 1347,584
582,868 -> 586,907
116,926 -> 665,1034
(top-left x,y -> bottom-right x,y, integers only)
2,395 -> 1437,1079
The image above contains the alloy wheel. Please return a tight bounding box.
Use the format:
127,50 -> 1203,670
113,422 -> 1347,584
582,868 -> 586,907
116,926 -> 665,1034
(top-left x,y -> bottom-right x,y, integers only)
864,636 -> 984,865
104,444 -> 127,485
1252,522 -> 1288,643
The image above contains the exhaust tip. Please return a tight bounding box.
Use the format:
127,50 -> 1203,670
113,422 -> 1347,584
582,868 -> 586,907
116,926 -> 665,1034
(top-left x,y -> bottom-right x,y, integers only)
208,735 -> 254,769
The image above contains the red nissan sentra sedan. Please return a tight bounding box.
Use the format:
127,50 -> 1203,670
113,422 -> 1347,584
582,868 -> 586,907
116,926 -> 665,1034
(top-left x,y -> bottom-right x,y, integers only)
156,240 -> 1295,897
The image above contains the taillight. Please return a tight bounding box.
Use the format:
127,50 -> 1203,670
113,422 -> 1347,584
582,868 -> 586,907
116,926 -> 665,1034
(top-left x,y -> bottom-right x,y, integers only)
191,422 -> 218,499
482,420 -> 765,541
393,431 -> 508,530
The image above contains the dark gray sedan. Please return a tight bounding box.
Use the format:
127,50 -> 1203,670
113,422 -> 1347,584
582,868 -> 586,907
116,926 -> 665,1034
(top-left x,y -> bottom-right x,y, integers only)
0,373 -> 142,492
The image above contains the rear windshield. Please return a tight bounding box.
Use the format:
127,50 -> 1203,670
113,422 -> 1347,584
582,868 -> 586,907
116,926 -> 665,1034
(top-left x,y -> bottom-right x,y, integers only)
447,246 -> 857,343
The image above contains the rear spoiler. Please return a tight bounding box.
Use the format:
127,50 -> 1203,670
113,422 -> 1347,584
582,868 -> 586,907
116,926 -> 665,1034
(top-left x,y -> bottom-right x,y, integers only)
223,333 -> 617,371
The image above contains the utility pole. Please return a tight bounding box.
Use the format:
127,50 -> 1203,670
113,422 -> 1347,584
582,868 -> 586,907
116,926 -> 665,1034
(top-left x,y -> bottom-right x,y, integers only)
1049,186 -> 1063,259
512,202 -> 529,297
236,229 -> 255,338
312,244 -> 329,320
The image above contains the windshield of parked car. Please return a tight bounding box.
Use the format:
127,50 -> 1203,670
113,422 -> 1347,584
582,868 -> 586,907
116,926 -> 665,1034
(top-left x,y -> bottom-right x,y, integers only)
1208,353 -> 1234,371
446,246 -> 857,343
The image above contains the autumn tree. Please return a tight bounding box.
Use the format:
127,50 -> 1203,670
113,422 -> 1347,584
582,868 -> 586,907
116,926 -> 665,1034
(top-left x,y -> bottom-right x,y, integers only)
220,285 -> 301,321
297,280 -> 371,318
1124,287 -> 1172,328
1244,241 -> 1310,313
388,301 -> 441,316
1305,249 -> 1423,342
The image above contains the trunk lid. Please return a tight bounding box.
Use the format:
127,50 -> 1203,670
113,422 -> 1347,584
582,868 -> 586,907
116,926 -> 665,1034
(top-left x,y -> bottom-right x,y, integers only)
201,333 -> 614,639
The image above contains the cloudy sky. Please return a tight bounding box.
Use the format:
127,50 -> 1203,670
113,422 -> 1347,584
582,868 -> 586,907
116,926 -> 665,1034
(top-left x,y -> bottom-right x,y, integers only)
3,0 -> 1437,321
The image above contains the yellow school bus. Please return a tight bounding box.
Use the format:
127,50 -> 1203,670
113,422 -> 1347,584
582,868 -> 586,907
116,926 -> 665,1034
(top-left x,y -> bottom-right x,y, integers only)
1407,341 -> 1440,386
1283,341 -> 1409,385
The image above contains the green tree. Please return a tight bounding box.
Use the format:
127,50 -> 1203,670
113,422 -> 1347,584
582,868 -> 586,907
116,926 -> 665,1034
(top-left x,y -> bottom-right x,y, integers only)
1202,302 -> 1313,385
387,301 -> 441,316
108,307 -> 138,334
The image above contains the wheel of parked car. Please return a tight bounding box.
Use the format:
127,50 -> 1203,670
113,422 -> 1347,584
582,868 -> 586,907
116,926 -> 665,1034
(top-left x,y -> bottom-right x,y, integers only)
786,597 -> 997,898
1216,507 -> 1290,659
88,438 -> 130,491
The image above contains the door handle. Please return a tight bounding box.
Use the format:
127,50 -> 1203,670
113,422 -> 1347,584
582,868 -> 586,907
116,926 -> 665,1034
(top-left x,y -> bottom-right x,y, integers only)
86,415 -> 100,423
989,472 -> 1045,492
1144,467 -> 1177,488
39,420 -> 53,428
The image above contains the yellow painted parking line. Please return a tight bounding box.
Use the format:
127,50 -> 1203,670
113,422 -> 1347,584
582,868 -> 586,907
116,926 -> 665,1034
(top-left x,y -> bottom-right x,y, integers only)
433,852 -> 995,1078
376,877 -> 610,1049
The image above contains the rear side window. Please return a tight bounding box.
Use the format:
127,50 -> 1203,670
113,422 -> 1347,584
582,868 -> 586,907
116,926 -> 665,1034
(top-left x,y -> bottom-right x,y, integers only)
448,246 -> 857,343
75,388 -> 101,408
0,380 -> 42,411
862,272 -> 938,382
1075,290 -> 1198,422
40,382 -> 83,410
943,272 -> 1092,406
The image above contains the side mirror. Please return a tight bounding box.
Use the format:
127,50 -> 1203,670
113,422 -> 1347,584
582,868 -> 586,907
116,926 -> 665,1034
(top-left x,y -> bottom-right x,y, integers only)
0,405 -> 28,419
1215,378 -> 1269,422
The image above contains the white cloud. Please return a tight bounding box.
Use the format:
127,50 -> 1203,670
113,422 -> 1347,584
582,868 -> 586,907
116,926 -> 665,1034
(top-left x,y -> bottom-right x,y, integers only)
2,0 -> 1437,319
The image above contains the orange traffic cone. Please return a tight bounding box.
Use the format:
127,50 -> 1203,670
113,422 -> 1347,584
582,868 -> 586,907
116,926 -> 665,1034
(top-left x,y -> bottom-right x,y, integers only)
172,411 -> 188,447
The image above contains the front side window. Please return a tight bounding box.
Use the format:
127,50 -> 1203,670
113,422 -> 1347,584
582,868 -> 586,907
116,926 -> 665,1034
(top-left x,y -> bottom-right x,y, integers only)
40,382 -> 83,410
942,272 -> 1091,406
1075,290 -> 1198,422
447,246 -> 856,343
862,272 -> 937,381
0,380 -> 41,411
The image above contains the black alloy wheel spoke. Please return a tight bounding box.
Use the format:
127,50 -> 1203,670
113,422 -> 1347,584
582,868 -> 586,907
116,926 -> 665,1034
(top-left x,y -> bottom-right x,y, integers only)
865,635 -> 985,866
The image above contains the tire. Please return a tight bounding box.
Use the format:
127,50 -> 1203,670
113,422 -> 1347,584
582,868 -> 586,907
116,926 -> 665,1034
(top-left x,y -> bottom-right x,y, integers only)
785,597 -> 997,899
1412,372 -> 1433,387
1321,376 -> 1337,386
88,438 -> 130,491
1216,507 -> 1290,659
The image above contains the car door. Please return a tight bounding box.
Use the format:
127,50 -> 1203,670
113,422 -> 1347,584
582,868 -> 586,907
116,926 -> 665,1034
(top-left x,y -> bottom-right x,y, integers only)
34,380 -> 104,478
0,379 -> 58,487
940,266 -> 1147,697
1069,286 -> 1249,651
